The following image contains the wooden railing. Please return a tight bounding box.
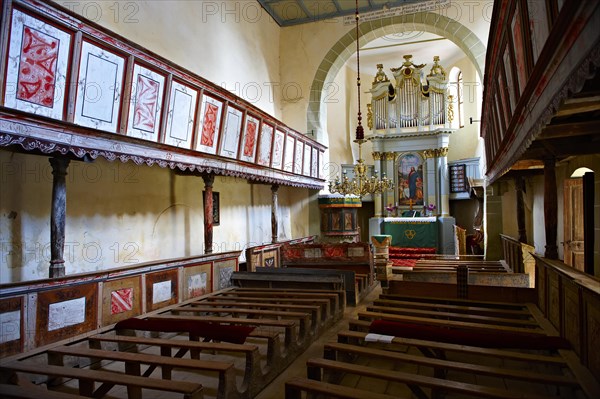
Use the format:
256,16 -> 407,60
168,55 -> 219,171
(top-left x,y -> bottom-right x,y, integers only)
0,251 -> 241,358
500,234 -> 524,273
534,256 -> 600,382
244,236 -> 317,271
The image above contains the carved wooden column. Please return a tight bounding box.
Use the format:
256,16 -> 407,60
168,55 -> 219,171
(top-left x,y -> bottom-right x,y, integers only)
203,174 -> 215,254
515,175 -> 527,243
49,157 -> 70,278
543,158 -> 558,259
271,184 -> 279,243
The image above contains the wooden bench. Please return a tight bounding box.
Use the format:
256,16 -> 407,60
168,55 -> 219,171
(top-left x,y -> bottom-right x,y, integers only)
324,342 -> 579,388
0,384 -> 88,399
378,293 -> 529,311
230,272 -> 344,292
48,345 -> 235,399
231,287 -> 346,314
365,304 -> 540,328
357,310 -> 547,335
148,314 -> 299,347
191,299 -> 323,324
305,357 -> 553,399
337,330 -> 570,366
204,295 -> 333,321
216,290 -> 341,316
254,266 -> 359,305
88,334 -> 261,391
172,306 -> 313,336
0,361 -> 203,399
284,376 -> 399,399
372,298 -> 533,319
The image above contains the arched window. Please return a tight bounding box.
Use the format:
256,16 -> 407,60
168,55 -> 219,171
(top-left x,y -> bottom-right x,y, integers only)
457,70 -> 464,128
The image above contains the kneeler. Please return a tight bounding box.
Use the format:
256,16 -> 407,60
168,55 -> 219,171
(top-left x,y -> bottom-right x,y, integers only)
369,319 -> 570,350
115,317 -> 256,376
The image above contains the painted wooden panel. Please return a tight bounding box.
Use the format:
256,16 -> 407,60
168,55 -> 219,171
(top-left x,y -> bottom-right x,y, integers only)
36,283 -> 97,347
101,276 -> 142,326
183,263 -> 212,300
74,41 -> 125,132
0,296 -> 23,357
271,129 -> 285,169
239,114 -> 259,163
164,81 -> 197,149
214,259 -> 237,291
284,135 -> 295,173
537,262 -> 546,313
145,269 -> 178,311
219,105 -> 243,159
256,123 -> 273,167
126,63 -> 165,142
294,140 -> 303,174
196,94 -> 224,155
4,9 -> 72,120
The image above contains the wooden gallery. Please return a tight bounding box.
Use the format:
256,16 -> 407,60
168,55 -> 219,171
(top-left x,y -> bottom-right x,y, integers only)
0,0 -> 598,398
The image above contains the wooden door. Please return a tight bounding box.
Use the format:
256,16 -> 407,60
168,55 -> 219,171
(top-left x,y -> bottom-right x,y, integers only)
563,179 -> 584,270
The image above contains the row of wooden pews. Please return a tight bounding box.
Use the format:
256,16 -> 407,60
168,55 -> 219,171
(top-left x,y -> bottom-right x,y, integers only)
0,287 -> 346,399
285,293 -> 599,399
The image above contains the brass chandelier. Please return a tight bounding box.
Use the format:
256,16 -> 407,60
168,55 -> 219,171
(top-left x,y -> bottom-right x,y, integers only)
328,0 -> 394,198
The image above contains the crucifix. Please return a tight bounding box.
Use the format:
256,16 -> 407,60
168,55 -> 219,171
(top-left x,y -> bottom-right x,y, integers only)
408,198 -> 414,211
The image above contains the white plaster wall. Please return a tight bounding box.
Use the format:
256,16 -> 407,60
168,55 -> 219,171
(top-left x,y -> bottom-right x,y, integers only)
52,0 -> 283,117
446,56 -> 483,163
0,151 -> 308,283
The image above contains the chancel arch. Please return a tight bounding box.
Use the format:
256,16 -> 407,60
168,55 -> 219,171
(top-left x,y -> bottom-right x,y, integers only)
307,12 -> 487,143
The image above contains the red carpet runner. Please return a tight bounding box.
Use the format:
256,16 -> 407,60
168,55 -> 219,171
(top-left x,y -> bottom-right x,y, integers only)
388,247 -> 437,267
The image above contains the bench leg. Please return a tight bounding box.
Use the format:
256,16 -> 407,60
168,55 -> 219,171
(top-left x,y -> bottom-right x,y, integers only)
284,384 -> 302,399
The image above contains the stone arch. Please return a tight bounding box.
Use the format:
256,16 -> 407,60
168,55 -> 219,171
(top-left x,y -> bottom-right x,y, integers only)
308,12 -> 487,141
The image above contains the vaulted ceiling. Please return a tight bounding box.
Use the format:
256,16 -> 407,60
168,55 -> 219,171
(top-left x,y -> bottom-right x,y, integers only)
257,0 -> 423,26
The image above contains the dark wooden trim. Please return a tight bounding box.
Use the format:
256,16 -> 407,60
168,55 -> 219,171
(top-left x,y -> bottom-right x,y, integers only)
582,172 -> 594,275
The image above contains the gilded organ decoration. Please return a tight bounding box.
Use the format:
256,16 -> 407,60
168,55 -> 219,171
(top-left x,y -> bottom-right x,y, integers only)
369,55 -> 450,132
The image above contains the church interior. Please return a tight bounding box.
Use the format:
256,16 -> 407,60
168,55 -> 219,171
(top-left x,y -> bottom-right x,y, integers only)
0,0 -> 599,398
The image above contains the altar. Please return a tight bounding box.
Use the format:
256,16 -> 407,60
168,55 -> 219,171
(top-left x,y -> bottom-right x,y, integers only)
381,217 -> 437,248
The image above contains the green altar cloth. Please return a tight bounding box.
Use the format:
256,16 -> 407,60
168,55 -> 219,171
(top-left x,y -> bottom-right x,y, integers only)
382,217 -> 437,248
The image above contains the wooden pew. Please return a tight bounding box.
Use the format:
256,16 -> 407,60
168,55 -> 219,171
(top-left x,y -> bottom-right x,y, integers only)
365,304 -> 540,328
372,297 -> 533,319
148,314 -> 299,348
284,376 -> 399,399
356,310 -> 547,335
47,345 -> 235,399
171,305 -> 313,336
305,357 -> 554,399
216,290 -> 342,317
323,342 -> 579,388
0,362 -> 203,399
88,334 -> 261,392
230,271 -> 344,292
378,293 -> 529,310
0,384 -> 88,399
231,287 -> 346,314
191,299 -> 323,324
204,295 -> 333,322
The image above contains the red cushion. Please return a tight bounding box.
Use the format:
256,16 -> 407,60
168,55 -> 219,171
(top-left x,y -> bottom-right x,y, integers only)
369,319 -> 570,350
115,318 -> 255,344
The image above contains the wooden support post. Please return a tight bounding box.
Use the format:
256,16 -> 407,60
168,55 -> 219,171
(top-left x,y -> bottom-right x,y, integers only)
49,157 -> 70,278
515,175 -> 527,243
543,158 -> 558,259
271,184 -> 279,243
203,174 -> 215,254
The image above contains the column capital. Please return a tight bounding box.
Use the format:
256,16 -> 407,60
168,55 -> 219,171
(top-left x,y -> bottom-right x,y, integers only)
372,151 -> 382,161
383,152 -> 396,161
202,173 -> 215,188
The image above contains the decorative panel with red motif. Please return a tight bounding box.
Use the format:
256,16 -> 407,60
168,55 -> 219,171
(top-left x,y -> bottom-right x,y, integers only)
4,9 -> 72,120
101,276 -> 142,326
239,114 -> 260,163
126,63 -> 165,142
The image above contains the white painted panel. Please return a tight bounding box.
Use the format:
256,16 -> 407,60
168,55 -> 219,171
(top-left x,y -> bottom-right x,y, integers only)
0,310 -> 21,344
152,280 -> 172,304
48,297 -> 86,331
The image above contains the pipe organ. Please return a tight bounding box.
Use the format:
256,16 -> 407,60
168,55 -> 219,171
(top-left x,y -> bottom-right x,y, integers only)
368,56 -> 450,134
